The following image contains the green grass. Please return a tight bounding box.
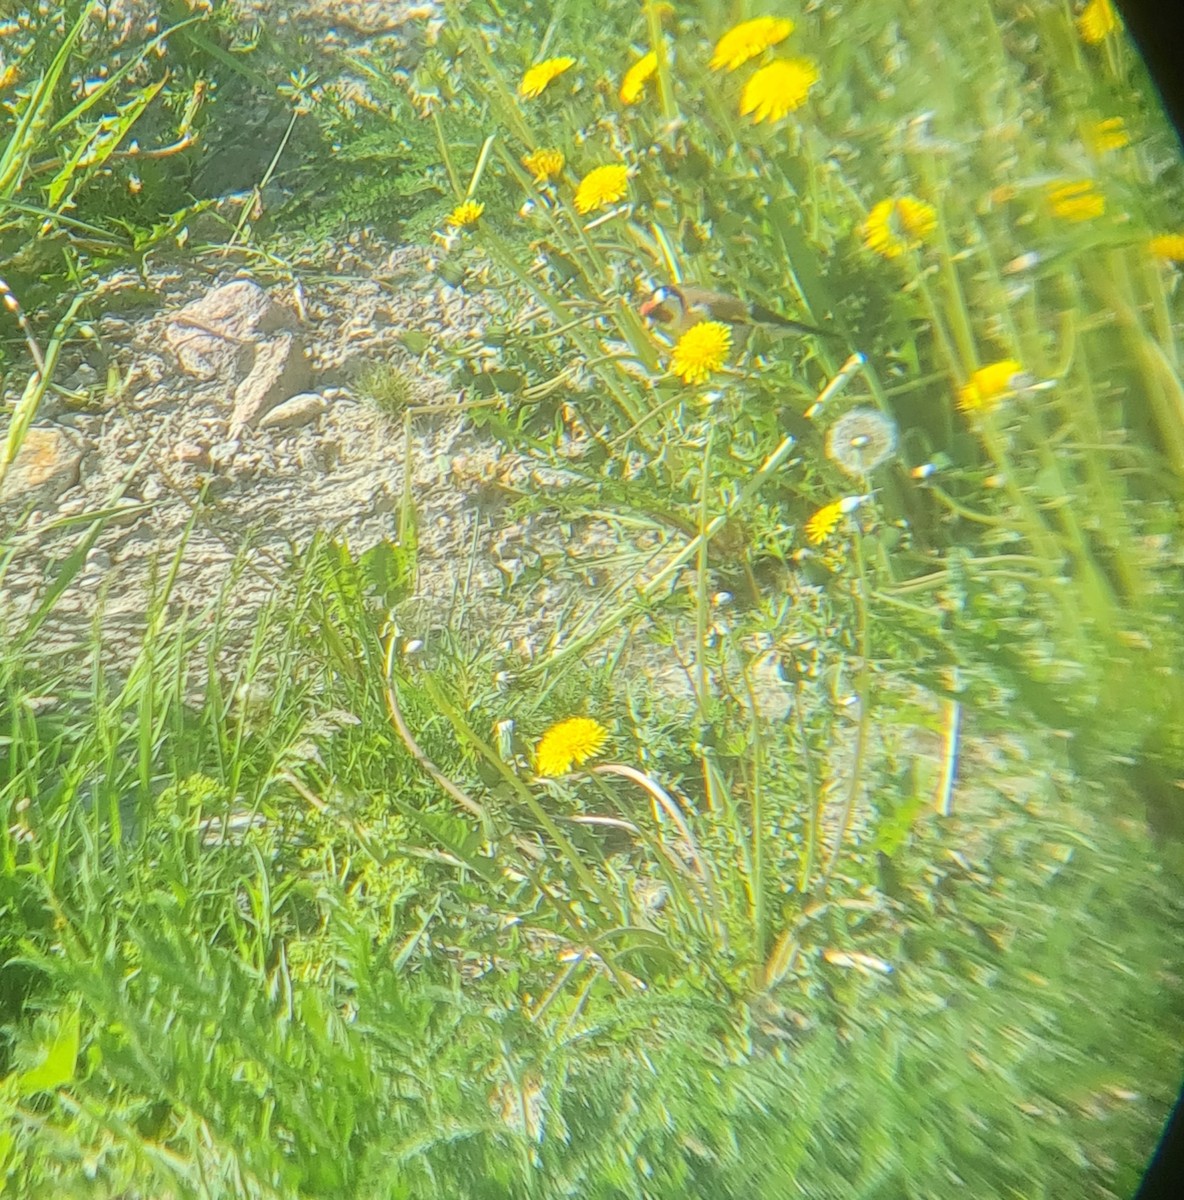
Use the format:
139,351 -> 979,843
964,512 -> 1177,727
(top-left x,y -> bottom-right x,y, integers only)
1,575 -> 1181,1197
354,361 -> 418,418
3,0 -> 1184,1196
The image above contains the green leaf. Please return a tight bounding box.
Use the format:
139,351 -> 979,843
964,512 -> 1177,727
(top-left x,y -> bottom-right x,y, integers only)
361,538 -> 417,609
46,79 -> 166,209
17,1005 -> 80,1097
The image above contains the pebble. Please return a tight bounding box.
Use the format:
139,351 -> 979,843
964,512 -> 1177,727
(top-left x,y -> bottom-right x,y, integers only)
258,391 -> 328,431
174,441 -> 210,466
165,279 -> 290,381
209,440 -> 241,469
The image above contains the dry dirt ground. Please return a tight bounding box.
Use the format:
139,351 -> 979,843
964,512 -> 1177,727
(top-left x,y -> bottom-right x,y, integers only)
1,2 -> 694,695
0,234 -> 698,691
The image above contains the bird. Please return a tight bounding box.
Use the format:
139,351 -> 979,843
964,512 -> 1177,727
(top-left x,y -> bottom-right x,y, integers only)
638,283 -> 838,342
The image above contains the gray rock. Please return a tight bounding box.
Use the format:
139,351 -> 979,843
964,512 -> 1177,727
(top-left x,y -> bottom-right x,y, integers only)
63,362 -> 100,390
108,497 -> 149,527
209,439 -> 241,469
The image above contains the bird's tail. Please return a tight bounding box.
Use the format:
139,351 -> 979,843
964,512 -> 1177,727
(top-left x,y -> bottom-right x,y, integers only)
749,302 -> 840,339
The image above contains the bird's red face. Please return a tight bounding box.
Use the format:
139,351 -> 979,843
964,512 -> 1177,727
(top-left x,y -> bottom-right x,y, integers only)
639,286 -> 678,324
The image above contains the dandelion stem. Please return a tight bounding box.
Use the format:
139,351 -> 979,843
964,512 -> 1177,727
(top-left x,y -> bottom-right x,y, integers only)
937,235 -> 979,373
432,109 -> 462,198
1090,257 -> 1184,478
644,0 -> 677,123
694,426 -> 714,722
793,664 -> 822,895
820,529 -> 873,889
913,154 -> 979,373
383,649 -> 488,825
739,659 -> 767,972
936,696 -> 961,817
465,134 -> 497,200
445,1 -> 535,146
926,485 -> 1009,525
914,270 -> 965,395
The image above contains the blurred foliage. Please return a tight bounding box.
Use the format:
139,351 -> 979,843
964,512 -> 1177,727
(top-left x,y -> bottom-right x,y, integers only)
1,572 -> 1182,1197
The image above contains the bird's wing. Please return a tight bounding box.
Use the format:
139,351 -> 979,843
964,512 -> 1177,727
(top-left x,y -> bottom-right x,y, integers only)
684,287 -> 751,324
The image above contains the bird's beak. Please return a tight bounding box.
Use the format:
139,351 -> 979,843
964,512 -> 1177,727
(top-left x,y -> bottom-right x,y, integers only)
638,296 -> 659,318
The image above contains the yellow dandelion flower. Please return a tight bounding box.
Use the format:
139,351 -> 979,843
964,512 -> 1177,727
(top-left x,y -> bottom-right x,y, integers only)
1086,116 -> 1129,154
670,321 -> 732,385
862,201 -> 906,258
710,17 -> 794,72
739,58 -> 818,124
1078,0 -> 1118,45
957,360 -> 1028,414
897,196 -> 937,240
860,195 -> 937,259
861,201 -> 904,258
1148,234 -> 1184,262
620,51 -> 658,104
519,56 -> 576,99
522,148 -> 565,184
806,501 -> 844,545
1046,179 -> 1105,221
805,495 -> 870,545
535,717 -> 609,777
447,200 -> 484,228
573,163 -> 629,215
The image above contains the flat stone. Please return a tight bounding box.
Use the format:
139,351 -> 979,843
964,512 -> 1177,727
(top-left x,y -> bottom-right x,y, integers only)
231,334 -> 312,430
165,279 -> 292,381
0,426 -> 83,505
209,439 -> 241,469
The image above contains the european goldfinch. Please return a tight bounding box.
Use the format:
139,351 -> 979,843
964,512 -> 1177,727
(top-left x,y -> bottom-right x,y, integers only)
639,283 -> 837,341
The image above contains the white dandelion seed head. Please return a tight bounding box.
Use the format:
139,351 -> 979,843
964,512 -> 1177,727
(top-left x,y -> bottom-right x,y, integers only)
825,407 -> 898,477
